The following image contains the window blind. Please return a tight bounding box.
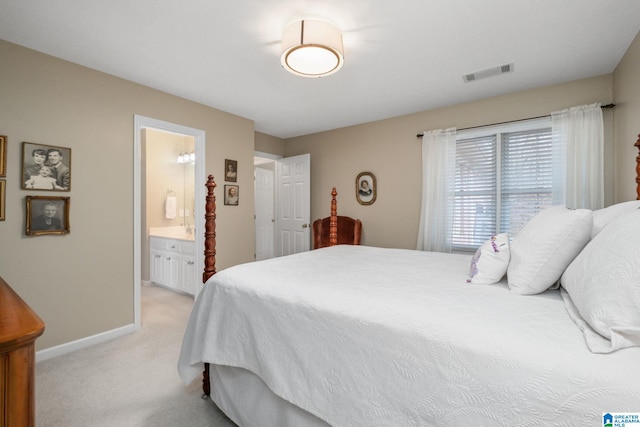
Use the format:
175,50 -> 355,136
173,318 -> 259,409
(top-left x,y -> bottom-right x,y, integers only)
452,135 -> 497,249
452,121 -> 553,251
500,128 -> 553,236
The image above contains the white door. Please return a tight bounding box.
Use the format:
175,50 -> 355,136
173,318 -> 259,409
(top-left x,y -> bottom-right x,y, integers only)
149,249 -> 165,284
275,154 -> 311,256
180,255 -> 197,295
254,166 -> 275,261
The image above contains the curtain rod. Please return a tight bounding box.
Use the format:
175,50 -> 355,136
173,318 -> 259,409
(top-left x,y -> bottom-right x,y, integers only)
416,103 -> 615,138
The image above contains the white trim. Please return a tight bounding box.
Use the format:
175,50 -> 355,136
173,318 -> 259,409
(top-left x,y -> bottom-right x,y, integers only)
254,151 -> 282,160
36,324 -> 135,363
133,115 -> 206,331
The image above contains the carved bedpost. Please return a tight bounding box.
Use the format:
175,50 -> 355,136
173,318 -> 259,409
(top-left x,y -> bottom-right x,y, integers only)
635,134 -> 640,200
203,175 -> 217,283
202,174 -> 217,399
329,187 -> 338,246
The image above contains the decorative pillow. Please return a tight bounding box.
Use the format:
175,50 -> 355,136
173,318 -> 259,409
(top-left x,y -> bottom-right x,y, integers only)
467,233 -> 510,284
507,206 -> 592,295
561,209 -> 640,353
591,200 -> 640,238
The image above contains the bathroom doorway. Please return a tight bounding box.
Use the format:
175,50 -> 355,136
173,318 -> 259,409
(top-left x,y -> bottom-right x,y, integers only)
134,115 -> 205,331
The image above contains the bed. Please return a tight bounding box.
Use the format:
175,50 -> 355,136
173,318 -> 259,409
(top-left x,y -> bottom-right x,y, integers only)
178,136 -> 640,427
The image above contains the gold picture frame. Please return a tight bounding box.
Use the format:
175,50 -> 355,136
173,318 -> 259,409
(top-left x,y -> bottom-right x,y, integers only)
21,141 -> 72,191
25,196 -> 70,236
0,180 -> 5,221
356,171 -> 377,205
0,135 -> 6,177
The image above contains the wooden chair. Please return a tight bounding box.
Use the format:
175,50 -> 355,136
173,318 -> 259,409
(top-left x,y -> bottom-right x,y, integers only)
312,187 -> 362,249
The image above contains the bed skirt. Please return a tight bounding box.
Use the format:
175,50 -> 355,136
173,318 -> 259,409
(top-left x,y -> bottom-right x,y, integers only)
209,364 -> 330,427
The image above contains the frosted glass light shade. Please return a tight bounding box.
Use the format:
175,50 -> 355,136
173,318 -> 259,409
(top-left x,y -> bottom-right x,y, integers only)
177,151 -> 195,164
280,20 -> 344,78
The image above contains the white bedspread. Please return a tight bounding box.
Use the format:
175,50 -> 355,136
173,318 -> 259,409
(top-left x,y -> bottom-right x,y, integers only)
178,245 -> 640,426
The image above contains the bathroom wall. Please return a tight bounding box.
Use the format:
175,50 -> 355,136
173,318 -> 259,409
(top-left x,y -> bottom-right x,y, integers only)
142,128 -> 195,282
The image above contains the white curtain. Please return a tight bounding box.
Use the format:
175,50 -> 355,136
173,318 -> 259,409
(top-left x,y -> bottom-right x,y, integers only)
417,128 -> 456,252
551,103 -> 604,210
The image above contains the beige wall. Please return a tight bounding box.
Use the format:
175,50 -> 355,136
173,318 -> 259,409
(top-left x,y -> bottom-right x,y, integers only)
284,75 -> 616,250
255,131 -> 285,157
1,29 -> 637,352
0,39 -> 256,350
613,30 -> 640,202
145,129 -> 195,230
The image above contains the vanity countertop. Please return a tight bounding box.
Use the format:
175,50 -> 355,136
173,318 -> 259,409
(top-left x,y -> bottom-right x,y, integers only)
149,226 -> 195,242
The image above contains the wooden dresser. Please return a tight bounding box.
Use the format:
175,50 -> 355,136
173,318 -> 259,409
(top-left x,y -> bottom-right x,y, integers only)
0,276 -> 45,427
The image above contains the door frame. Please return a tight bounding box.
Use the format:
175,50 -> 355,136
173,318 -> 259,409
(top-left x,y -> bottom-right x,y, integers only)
133,115 -> 206,331
254,151 -> 281,260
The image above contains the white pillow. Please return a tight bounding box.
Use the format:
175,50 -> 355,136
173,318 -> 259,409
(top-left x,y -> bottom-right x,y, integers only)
561,209 -> 640,353
467,233 -> 510,284
507,206 -> 592,295
591,200 -> 640,238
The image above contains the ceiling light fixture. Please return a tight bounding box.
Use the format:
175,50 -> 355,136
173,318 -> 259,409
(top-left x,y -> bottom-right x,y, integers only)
280,20 -> 344,78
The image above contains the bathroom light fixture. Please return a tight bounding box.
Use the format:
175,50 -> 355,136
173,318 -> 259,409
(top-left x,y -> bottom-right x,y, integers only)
280,19 -> 344,78
177,151 -> 195,164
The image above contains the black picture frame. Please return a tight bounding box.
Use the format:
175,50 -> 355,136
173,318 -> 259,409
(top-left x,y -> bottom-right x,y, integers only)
356,171 -> 377,205
224,184 -> 239,206
25,196 -> 70,235
225,159 -> 237,182
21,141 -> 72,191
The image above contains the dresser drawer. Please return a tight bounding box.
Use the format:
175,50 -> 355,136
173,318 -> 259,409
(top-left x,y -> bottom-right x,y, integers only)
150,236 -> 192,253
180,241 -> 195,255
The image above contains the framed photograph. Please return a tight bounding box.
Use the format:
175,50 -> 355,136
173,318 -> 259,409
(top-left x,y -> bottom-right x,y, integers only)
0,180 -> 5,221
21,141 -> 71,191
356,171 -> 377,205
25,196 -> 70,236
225,159 -> 237,182
224,184 -> 239,206
0,135 -> 6,177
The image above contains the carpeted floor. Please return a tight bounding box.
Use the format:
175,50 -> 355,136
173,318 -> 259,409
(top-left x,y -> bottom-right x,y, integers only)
35,284 -> 237,427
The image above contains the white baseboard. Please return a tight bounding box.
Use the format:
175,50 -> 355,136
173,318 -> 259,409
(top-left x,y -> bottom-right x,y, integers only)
36,324 -> 135,363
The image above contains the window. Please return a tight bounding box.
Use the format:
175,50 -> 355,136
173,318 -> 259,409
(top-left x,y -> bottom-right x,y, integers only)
452,118 -> 553,250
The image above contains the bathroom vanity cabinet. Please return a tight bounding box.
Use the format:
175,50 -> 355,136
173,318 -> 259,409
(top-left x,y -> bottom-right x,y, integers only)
150,236 -> 196,295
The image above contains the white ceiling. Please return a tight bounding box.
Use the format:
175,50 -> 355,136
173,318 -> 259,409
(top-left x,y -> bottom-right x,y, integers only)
1,1 -> 639,138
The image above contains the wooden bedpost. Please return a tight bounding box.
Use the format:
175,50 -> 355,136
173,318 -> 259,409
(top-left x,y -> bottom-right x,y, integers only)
203,175 -> 217,283
202,174 -> 217,399
329,187 -> 338,246
635,134 -> 640,200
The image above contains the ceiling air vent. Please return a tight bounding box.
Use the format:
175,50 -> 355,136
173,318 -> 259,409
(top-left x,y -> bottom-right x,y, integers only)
463,63 -> 514,83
